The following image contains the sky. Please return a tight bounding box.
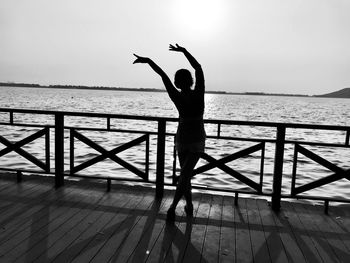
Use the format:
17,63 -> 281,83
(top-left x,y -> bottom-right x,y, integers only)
1,0 -> 349,95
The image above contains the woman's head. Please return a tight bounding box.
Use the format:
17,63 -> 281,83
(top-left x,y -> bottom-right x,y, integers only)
174,69 -> 193,91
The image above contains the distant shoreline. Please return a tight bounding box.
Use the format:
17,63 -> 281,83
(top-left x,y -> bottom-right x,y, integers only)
0,82 -> 310,97
1,82 -> 348,98
0,82 -> 231,95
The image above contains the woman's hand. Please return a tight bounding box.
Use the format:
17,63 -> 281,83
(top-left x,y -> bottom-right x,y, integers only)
169,43 -> 186,53
133,54 -> 151,64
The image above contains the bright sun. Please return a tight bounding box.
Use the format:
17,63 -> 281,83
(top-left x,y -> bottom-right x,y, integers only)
172,0 -> 227,38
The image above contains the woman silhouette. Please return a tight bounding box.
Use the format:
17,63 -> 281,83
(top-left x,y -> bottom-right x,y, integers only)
133,44 -> 206,222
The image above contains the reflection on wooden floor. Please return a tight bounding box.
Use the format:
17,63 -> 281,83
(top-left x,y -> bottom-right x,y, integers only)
0,174 -> 349,262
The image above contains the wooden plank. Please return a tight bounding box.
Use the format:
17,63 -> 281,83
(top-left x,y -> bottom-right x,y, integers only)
160,193 -> 202,262
0,180 -> 56,209
0,184 -> 100,261
245,198 -> 271,263
0,182 -> 84,243
234,197 -> 254,263
88,194 -> 156,262
14,186 -> 111,262
327,218 -> 350,253
0,180 -> 36,211
143,194 -> 189,263
0,179 -> 42,200
256,199 -> 291,263
104,195 -> 169,262
1,177 -> 350,262
259,199 -> 306,263
0,182 -> 51,230
331,205 -> 350,235
281,201 -> 324,262
51,188 -> 147,263
126,193 -> 174,262
292,202 -> 341,263
180,193 -> 212,262
301,203 -> 350,262
218,195 -> 235,263
201,195 -> 223,262
0,179 -> 20,211
33,187 -> 140,262
0,178 -> 42,203
0,184 -> 76,246
2,185 -> 97,256
291,203 -> 336,262
0,177 -> 15,191
70,193 -> 155,262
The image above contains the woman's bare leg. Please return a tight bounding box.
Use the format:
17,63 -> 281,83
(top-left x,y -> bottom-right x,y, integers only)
170,152 -> 200,210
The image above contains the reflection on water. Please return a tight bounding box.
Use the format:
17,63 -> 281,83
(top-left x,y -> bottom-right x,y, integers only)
0,86 -> 349,200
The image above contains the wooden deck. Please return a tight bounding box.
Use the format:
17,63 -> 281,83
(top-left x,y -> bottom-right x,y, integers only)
0,174 -> 349,263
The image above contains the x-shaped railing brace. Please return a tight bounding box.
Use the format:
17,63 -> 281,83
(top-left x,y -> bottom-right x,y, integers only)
292,144 -> 350,195
0,127 -> 50,172
190,142 -> 265,192
70,129 -> 149,181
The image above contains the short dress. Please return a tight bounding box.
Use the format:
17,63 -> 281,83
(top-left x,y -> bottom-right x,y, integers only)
172,90 -> 206,154
175,116 -> 206,153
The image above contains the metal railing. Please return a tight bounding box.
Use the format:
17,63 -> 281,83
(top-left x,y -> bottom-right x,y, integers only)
0,108 -> 349,211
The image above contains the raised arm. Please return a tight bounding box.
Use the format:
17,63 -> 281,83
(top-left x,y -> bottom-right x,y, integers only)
133,54 -> 179,100
169,44 -> 204,93
169,44 -> 201,69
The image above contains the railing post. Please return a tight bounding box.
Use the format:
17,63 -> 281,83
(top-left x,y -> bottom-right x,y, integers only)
156,119 -> 166,199
291,144 -> 298,196
272,125 -> 286,211
145,134 -> 150,180
10,111 -> 14,125
259,142 -> 265,193
107,117 -> 111,131
55,113 -> 65,188
17,170 -> 23,183
45,127 -> 50,172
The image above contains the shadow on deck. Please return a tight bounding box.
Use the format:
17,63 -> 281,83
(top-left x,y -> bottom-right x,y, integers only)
0,173 -> 349,263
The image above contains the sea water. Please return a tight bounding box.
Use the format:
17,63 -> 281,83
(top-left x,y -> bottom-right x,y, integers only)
0,86 -> 349,200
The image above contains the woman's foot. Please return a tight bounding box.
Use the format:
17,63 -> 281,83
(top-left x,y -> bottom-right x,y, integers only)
184,204 -> 193,217
166,207 -> 176,222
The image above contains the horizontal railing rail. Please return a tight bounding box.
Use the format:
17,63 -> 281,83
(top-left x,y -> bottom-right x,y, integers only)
0,107 -> 349,211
